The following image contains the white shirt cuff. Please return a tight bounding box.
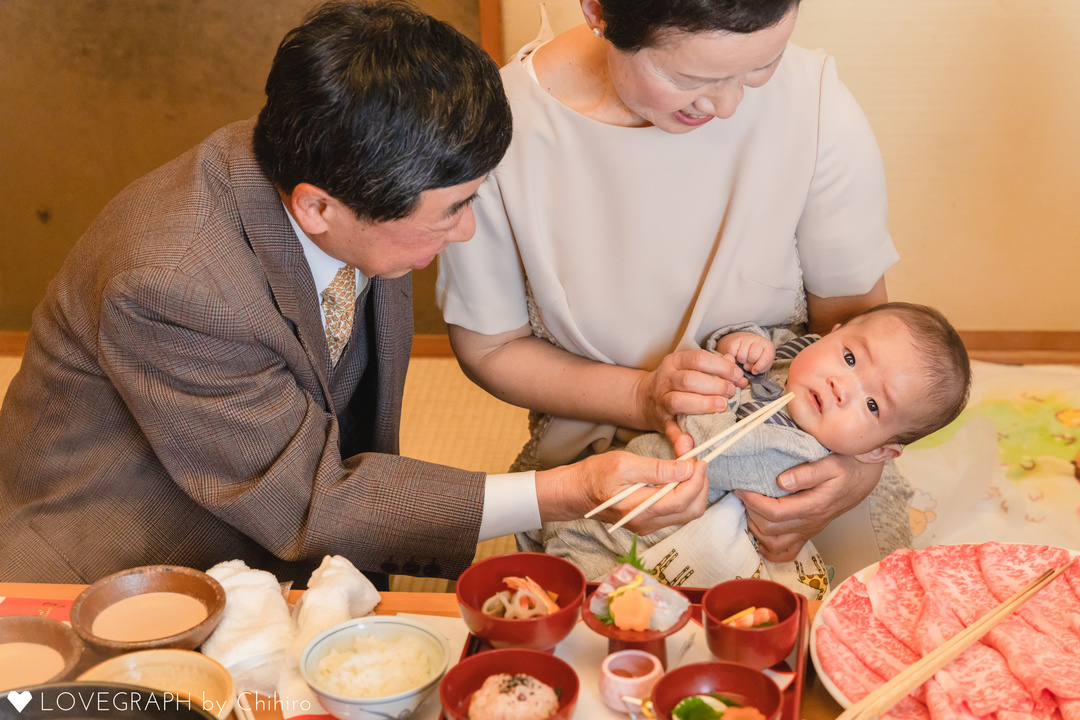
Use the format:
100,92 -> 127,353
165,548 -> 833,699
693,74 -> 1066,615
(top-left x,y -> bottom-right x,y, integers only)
478,471 -> 540,542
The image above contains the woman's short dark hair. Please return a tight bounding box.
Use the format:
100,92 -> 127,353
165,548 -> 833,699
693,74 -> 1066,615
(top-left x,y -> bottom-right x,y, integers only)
253,0 -> 511,222
599,0 -> 800,52
847,302 -> 972,446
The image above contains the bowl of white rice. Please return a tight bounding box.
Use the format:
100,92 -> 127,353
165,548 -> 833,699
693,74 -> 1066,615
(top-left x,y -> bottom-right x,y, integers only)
300,616 -> 450,720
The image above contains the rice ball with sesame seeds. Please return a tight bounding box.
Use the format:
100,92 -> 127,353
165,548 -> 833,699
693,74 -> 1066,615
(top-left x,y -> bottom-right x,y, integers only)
468,673 -> 559,720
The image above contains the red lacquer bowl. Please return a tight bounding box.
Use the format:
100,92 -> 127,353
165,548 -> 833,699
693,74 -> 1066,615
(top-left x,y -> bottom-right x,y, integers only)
702,578 -> 800,670
455,553 -> 585,651
650,661 -> 783,720
439,648 -> 579,720
581,588 -> 692,668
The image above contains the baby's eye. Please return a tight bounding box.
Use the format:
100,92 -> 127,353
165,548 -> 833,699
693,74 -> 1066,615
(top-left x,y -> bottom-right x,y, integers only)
844,350 -> 856,367
866,397 -> 879,415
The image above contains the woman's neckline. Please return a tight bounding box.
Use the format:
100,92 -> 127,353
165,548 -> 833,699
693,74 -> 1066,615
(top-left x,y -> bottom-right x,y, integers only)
529,24 -> 651,129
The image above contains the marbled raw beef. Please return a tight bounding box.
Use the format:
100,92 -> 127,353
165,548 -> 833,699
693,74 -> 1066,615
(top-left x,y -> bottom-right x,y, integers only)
865,546 -> 1034,716
923,678 -> 981,720
1065,559 -> 1080,622
977,542 -> 1080,654
822,577 -> 924,698
814,625 -> 930,720
914,590 -> 1036,716
864,548 -> 922,653
912,544 -> 1080,703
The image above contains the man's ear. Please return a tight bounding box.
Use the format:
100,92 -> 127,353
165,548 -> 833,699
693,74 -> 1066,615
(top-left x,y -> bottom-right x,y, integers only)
853,443 -> 903,464
288,183 -> 334,236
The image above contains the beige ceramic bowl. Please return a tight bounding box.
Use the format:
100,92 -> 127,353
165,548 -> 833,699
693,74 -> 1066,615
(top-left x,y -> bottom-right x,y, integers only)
0,615 -> 84,691
79,648 -> 235,720
70,564 -> 226,655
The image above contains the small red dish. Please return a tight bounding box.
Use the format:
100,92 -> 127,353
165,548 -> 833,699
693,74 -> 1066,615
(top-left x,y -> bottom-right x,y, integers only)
581,589 -> 692,668
701,578 -> 800,670
650,661 -> 783,720
455,553 -> 585,651
439,648 -> 579,720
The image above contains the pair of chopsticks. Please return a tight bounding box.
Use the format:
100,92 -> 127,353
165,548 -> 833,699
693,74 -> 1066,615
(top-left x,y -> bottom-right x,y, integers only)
836,559 -> 1074,720
585,392 -> 795,533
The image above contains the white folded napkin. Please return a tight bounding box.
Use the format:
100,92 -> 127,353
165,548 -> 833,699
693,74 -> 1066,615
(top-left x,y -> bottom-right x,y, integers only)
201,560 -> 294,695
199,555 -> 380,702
287,554 -> 381,668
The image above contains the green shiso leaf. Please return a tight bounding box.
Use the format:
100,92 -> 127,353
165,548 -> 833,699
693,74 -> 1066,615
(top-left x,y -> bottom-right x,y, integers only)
614,534 -> 652,573
708,692 -> 742,707
672,696 -> 724,720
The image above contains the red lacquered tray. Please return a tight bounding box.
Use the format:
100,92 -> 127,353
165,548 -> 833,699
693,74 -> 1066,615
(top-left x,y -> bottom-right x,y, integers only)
447,583 -> 809,720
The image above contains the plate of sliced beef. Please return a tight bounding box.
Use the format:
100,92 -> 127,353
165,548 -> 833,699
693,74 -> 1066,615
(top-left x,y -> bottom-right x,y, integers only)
810,542 -> 1080,720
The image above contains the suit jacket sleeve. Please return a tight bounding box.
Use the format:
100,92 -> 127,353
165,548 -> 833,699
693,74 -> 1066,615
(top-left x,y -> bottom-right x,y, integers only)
97,265 -> 485,578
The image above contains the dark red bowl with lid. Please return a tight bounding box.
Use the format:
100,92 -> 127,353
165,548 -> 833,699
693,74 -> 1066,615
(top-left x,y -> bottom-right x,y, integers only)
650,661 -> 782,720
702,578 -> 800,670
439,648 -> 579,720
455,552 -> 585,651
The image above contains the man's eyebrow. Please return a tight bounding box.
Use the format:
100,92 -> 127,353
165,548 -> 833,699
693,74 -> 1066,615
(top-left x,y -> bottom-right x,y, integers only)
443,192 -> 480,219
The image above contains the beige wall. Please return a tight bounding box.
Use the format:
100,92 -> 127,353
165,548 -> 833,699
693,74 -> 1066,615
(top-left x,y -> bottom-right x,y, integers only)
0,0 -> 478,334
503,1 -> 1080,332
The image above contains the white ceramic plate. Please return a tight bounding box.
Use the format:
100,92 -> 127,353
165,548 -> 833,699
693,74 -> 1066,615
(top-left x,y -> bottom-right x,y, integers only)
809,544 -> 1078,709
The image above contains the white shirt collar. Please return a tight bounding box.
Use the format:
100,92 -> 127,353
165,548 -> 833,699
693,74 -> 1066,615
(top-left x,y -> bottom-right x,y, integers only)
282,202 -> 369,322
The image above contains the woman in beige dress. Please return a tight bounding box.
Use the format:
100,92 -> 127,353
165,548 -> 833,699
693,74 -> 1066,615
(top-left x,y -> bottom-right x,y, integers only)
438,0 -> 899,564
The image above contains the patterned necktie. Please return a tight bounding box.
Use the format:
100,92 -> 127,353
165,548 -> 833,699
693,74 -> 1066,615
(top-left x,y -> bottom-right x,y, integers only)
321,264 -> 357,366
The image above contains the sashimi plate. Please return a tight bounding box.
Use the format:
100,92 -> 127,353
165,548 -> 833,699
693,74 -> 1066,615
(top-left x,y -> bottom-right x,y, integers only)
808,543 -> 1078,709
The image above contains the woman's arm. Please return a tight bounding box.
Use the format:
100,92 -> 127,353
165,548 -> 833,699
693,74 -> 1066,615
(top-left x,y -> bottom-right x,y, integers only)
448,323 -> 746,454
805,277 -> 888,335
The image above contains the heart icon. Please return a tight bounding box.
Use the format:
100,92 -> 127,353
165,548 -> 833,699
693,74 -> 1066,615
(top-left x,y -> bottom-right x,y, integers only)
7,690 -> 32,713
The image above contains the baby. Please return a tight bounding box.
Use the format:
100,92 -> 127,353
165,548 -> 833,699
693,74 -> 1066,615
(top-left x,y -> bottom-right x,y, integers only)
535,302 -> 972,600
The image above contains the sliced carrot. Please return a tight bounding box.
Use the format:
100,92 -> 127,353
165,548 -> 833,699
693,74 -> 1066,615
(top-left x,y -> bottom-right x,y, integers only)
504,576 -> 559,614
722,606 -> 757,625
609,587 -> 654,631
725,706 -> 767,720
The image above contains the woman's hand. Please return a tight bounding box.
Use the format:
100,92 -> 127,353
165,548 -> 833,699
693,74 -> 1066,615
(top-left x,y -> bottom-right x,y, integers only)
635,349 -> 747,458
733,454 -> 883,561
536,452 -> 709,536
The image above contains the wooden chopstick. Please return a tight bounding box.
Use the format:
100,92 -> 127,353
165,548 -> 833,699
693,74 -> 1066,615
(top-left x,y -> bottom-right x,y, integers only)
836,559 -> 1074,720
584,393 -> 795,519
700,392 -> 794,463
604,393 -> 795,533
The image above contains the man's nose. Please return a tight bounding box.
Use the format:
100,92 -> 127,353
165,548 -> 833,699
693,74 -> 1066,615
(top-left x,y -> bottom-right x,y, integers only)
449,207 -> 477,245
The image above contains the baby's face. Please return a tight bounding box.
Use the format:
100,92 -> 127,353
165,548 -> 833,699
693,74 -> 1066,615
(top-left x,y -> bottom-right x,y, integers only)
785,314 -> 924,457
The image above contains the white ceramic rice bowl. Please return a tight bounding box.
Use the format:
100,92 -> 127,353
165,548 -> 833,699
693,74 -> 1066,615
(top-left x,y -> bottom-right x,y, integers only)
300,616 -> 450,720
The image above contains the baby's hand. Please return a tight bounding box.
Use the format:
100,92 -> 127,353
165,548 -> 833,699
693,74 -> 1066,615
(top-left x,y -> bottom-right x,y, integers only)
717,332 -> 775,375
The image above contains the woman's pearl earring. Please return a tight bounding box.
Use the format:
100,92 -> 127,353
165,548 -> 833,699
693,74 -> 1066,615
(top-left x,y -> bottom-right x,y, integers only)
592,27 -> 602,37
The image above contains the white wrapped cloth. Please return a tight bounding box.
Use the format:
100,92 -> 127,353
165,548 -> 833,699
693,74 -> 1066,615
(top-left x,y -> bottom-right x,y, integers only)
287,555 -> 381,667
200,555 -> 380,699
200,560 -> 293,695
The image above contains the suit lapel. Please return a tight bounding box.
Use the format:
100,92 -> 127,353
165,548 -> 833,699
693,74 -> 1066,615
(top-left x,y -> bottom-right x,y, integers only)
366,274 -> 413,453
226,121 -> 332,404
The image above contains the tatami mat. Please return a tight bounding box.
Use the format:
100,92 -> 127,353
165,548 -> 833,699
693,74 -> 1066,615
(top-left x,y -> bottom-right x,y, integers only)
396,357 -> 529,591
0,353 -> 529,592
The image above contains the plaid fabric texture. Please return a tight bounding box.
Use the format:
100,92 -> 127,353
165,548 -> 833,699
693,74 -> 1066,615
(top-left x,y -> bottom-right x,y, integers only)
322,265 -> 356,366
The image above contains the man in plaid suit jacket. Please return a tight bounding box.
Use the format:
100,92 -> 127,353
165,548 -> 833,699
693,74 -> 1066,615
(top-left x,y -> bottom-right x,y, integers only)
0,2 -> 709,585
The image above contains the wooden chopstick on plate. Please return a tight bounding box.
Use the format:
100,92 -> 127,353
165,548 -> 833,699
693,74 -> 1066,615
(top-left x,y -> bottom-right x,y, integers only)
835,559 -> 1074,720
601,393 -> 795,533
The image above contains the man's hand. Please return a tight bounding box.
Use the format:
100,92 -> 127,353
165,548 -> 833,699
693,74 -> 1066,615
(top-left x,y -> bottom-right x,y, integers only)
634,349 -> 747,458
536,452 -> 709,536
734,454 -> 883,561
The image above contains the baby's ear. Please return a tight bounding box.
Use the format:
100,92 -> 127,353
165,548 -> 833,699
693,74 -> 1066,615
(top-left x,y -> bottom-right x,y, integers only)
852,443 -> 903,464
